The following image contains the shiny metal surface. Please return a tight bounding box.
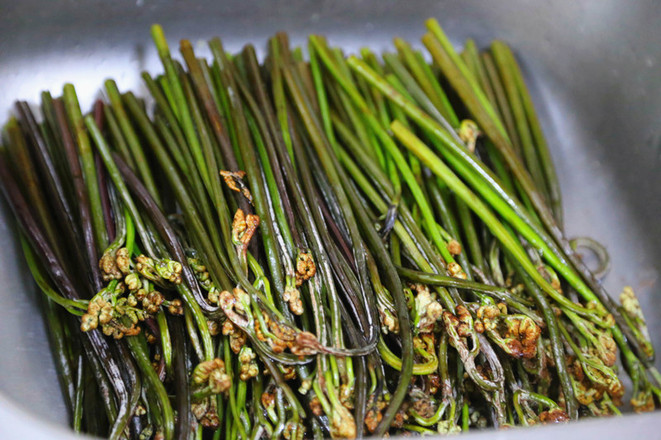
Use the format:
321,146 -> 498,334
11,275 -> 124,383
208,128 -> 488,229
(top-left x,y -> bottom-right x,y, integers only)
0,0 -> 659,438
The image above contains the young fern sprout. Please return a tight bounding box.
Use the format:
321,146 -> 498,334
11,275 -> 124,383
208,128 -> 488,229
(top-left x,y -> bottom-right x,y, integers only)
0,18 -> 657,440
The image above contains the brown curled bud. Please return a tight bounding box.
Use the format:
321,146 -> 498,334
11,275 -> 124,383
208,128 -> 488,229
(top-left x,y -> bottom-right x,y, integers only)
309,396 -> 323,417
168,299 -> 184,316
428,374 -> 441,394
193,358 -> 230,394
99,250 -> 123,281
295,252 -> 316,286
288,331 -> 323,357
80,313 -> 98,332
364,407 -> 383,433
143,291 -> 164,314
126,294 -> 138,307
220,170 -> 246,191
209,368 -> 231,394
243,215 -> 260,244
192,398 -> 220,429
115,248 -> 131,274
87,297 -> 103,315
134,288 -> 147,301
390,408 -> 408,429
539,409 -> 569,424
222,320 -> 235,336
283,287 -> 304,315
447,262 -> 467,279
230,330 -> 247,354
608,378 -> 625,401
632,391 -> 655,413
281,366 -> 296,380
192,359 -> 224,384
270,338 -> 287,354
231,210 -> 260,254
231,209 -> 246,242
98,304 -> 114,325
220,170 -> 252,203
102,324 -> 114,337
261,392 -> 275,409
122,324 -> 141,338
447,240 -> 462,256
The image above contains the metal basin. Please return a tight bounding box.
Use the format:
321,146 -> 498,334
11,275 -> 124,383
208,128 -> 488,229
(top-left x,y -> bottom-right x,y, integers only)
0,0 -> 659,438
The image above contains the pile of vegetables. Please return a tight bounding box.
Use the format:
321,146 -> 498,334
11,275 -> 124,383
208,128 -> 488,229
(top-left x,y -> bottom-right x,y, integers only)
0,18 -> 657,439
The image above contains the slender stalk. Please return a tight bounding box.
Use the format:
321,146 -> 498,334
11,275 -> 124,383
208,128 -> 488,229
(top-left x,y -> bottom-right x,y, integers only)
390,121 -> 599,319
84,116 -> 156,257
105,80 -> 161,206
490,43 -> 548,202
493,42 -> 563,225
62,84 -> 108,251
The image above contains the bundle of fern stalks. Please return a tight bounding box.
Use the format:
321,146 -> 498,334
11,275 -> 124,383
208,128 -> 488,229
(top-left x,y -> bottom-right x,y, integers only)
0,18 -> 657,440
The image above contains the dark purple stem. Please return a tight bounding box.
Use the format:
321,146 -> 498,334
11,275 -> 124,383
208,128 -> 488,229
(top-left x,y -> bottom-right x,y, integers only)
15,101 -> 83,257
0,150 -> 131,439
113,153 -> 220,316
53,98 -> 102,291
94,100 -> 116,242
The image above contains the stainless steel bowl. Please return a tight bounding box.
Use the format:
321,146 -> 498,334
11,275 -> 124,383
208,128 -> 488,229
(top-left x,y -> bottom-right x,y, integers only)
1,0 -> 660,438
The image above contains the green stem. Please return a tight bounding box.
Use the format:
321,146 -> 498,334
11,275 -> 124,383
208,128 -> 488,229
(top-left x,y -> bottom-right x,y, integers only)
104,80 -> 161,206
126,335 -> 174,440
62,84 -> 107,251
84,116 -> 156,257
390,121 -> 599,319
